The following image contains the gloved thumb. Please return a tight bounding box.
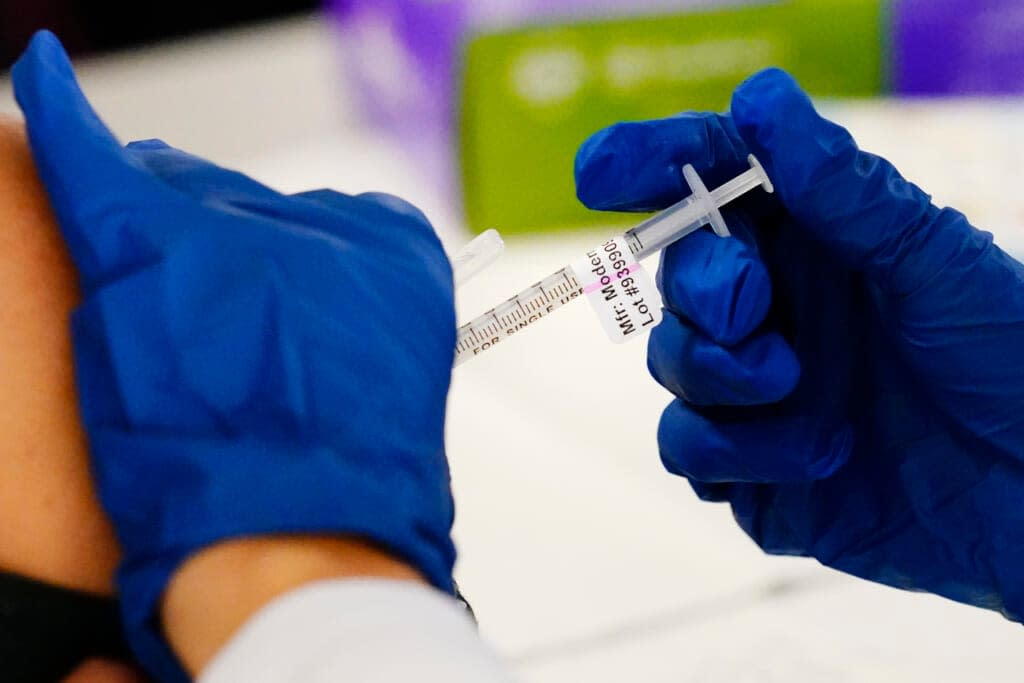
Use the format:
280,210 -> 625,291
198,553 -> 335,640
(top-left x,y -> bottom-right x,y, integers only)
730,68 -> 979,297
12,30 -> 173,290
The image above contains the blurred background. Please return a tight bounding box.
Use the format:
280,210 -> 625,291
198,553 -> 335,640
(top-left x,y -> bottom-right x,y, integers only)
0,0 -> 318,67
3,1 -> 1024,681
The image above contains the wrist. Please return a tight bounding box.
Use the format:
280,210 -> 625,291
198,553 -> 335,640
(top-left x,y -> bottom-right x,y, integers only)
98,435 -> 456,682
161,535 -> 424,676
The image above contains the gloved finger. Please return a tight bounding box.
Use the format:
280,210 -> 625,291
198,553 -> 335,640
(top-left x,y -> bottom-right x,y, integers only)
730,68 -> 963,295
684,480 -> 807,557
291,189 -> 444,256
11,31 -> 172,285
356,192 -> 433,227
291,188 -> 357,209
293,189 -> 437,234
657,398 -> 853,483
351,191 -> 450,260
656,208 -> 771,345
688,480 -> 734,503
127,147 -> 437,254
354,191 -> 444,246
126,139 -> 283,205
574,111 -> 750,212
647,312 -> 800,406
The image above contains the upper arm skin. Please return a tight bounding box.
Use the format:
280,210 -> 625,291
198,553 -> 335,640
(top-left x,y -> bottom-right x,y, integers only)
0,115 -> 120,596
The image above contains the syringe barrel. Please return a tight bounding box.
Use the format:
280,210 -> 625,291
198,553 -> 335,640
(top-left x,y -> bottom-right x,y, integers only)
712,155 -> 773,206
626,154 -> 773,261
625,195 -> 708,260
710,168 -> 762,207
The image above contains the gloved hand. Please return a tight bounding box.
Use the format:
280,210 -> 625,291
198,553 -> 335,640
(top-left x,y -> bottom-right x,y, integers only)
13,31 -> 457,682
575,68 -> 1024,621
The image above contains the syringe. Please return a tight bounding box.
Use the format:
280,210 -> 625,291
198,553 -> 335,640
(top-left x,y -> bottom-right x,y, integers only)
453,155 -> 773,366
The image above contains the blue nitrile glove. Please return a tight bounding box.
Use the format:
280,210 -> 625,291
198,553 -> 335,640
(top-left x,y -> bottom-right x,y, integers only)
575,68 -> 1024,621
12,31 -> 457,682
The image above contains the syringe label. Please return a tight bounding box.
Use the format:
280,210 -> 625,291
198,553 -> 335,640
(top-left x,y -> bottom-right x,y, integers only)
582,263 -> 640,294
569,236 -> 662,344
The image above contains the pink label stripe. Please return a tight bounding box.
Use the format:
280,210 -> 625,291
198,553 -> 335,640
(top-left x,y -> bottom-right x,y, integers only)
583,263 -> 641,294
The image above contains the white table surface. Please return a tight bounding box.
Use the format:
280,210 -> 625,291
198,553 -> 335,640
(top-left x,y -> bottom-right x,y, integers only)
3,14 -> 1022,682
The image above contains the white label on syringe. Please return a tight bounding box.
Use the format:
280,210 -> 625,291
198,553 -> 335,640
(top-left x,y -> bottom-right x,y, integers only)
569,236 -> 662,343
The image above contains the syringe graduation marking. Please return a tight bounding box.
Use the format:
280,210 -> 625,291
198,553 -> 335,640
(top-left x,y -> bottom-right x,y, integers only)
455,265 -> 585,361
452,242 -> 644,362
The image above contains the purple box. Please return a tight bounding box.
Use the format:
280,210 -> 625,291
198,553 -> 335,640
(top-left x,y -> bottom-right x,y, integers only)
894,0 -> 1024,95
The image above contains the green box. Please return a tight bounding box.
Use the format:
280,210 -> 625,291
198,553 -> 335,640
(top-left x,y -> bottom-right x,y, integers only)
459,0 -> 887,233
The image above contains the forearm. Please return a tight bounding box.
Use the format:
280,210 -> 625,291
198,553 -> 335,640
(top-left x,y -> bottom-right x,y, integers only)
161,535 -> 425,675
198,577 -> 513,683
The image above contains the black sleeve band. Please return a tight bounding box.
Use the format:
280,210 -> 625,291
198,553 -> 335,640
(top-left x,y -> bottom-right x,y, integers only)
0,570 -> 132,681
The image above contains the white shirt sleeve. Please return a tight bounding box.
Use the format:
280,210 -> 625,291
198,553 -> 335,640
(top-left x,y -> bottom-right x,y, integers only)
199,579 -> 517,683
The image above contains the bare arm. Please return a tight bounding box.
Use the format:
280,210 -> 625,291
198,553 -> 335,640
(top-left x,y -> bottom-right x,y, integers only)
0,115 -> 120,596
162,536 -> 424,675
